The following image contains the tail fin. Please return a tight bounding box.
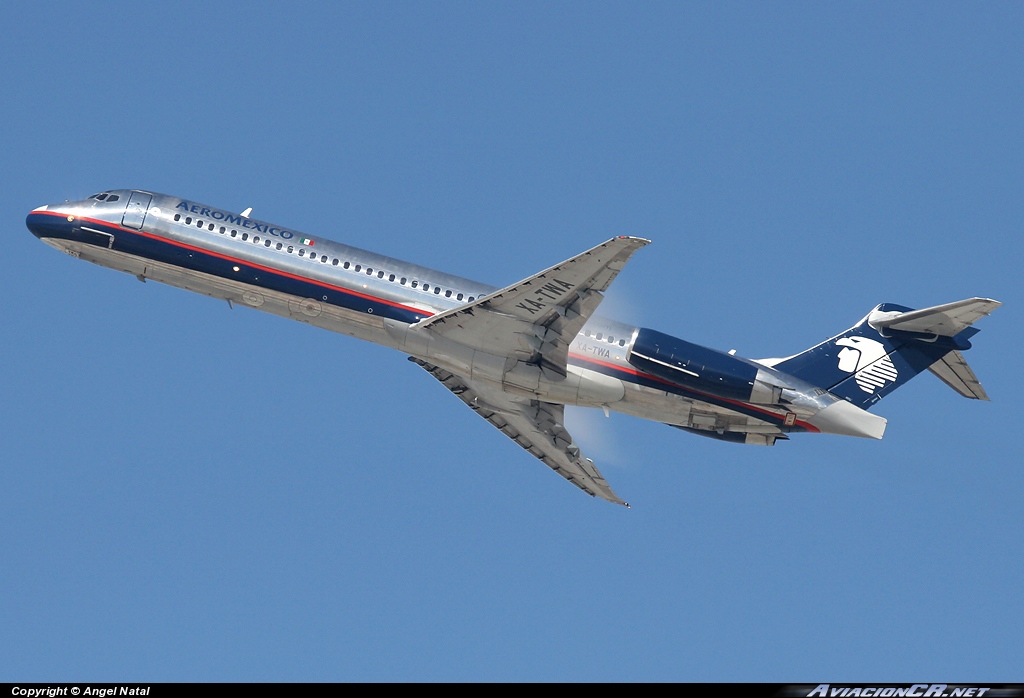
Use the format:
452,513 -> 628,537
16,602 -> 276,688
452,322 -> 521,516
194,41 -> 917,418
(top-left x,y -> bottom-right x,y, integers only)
769,298 -> 1000,409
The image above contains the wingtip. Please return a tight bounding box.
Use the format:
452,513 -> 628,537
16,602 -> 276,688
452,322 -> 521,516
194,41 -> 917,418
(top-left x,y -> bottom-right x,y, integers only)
615,235 -> 652,246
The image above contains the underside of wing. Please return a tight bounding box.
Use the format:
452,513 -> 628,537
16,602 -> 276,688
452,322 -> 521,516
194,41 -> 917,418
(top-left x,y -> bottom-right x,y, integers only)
411,357 -> 628,506
412,236 -> 649,378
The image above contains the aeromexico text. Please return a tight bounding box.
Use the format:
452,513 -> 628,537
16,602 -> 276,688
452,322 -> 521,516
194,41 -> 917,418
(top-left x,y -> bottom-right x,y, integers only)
175,201 -> 296,240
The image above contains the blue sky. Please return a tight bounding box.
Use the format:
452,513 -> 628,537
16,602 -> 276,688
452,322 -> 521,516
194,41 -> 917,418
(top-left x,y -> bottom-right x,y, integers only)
2,1 -> 1021,681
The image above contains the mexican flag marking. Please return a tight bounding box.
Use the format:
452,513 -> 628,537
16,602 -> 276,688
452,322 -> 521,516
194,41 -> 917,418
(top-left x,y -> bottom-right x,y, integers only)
300,237 -> 314,246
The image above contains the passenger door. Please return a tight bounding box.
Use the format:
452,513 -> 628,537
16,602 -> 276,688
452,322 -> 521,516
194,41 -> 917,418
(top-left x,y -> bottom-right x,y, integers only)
122,191 -> 152,230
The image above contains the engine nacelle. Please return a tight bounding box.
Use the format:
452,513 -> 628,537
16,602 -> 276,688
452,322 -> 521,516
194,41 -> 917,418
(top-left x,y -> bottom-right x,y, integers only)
627,327 -> 783,404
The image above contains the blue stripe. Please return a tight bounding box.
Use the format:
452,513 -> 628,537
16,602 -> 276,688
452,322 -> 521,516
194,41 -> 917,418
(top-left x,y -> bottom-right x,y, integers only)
34,214 -> 429,325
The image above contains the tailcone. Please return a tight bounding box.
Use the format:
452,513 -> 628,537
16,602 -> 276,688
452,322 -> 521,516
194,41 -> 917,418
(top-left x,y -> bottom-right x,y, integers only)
807,399 -> 887,439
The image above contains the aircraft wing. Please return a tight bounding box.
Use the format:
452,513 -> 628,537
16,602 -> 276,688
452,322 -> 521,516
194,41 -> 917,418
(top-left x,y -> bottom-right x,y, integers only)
411,357 -> 628,506
412,236 -> 649,377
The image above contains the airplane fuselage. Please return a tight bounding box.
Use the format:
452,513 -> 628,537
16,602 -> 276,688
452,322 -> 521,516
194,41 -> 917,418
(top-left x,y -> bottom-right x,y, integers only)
27,190 -> 891,451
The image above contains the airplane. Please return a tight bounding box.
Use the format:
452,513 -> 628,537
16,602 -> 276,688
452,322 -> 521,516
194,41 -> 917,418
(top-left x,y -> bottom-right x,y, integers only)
26,190 -> 1001,506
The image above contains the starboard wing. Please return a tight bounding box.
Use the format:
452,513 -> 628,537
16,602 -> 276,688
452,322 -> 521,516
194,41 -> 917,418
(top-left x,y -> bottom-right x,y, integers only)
411,236 -> 649,378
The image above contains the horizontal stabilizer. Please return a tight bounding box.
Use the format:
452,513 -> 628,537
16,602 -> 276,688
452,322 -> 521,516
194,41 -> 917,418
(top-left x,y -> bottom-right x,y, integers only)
928,350 -> 990,400
869,298 -> 1001,336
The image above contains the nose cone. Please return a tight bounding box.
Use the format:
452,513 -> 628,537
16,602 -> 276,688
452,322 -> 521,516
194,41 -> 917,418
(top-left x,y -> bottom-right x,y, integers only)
26,205 -> 65,240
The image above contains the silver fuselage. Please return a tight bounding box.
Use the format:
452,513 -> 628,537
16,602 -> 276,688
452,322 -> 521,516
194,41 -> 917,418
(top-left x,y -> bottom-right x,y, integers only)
28,189 -> 874,442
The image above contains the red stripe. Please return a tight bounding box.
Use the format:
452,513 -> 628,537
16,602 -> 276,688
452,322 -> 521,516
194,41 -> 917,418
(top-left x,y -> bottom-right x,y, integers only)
36,210 -> 435,318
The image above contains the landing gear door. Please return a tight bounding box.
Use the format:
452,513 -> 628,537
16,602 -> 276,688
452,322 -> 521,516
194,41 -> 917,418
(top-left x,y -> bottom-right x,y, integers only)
122,191 -> 152,230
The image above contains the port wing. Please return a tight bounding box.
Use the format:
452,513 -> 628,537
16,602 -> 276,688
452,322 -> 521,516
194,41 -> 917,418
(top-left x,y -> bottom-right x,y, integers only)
410,358 -> 627,506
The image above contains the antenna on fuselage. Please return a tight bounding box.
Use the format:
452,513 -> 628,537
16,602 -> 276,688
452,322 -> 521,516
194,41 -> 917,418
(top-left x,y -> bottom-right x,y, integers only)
240,207 -> 253,218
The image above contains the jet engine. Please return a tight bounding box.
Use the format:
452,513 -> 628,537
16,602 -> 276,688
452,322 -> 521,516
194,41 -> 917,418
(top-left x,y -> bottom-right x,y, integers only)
627,327 -> 784,404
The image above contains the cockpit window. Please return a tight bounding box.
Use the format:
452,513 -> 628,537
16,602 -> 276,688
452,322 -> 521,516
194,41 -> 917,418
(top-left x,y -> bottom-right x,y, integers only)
95,193 -> 108,201
106,195 -> 119,202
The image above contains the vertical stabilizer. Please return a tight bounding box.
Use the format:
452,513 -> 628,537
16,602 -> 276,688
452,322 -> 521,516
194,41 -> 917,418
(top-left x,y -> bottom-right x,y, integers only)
771,299 -> 998,409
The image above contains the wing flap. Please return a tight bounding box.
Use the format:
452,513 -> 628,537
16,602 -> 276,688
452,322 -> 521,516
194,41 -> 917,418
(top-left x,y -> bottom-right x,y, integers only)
411,357 -> 628,506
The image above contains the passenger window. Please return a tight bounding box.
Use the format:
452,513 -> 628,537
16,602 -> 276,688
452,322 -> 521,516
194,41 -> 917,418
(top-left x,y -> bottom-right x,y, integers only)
298,249 -> 304,256
253,236 -> 260,244
423,284 -> 429,292
174,214 -> 181,221
277,243 -> 283,250
400,278 -> 407,285
287,246 -> 293,253
220,226 -> 225,233
389,274 -> 395,282
378,271 -> 384,279
321,255 -> 327,263
366,268 -> 373,275
197,220 -> 204,227
618,339 -> 625,346
343,262 -> 350,269
185,217 -> 192,224
230,230 -> 237,237
354,265 -> 361,272
265,240 -> 272,247
468,296 -> 475,302
208,224 -> 214,231
445,290 -> 452,298
457,293 -> 463,300
434,287 -> 441,294
411,281 -> 418,288
242,233 -> 249,241
596,333 -> 602,340
332,259 -> 339,266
